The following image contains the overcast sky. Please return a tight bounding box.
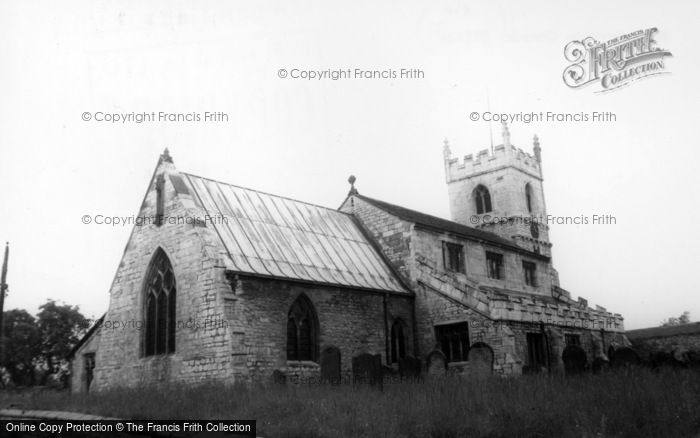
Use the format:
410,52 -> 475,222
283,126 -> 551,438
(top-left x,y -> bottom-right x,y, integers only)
1,1 -> 698,330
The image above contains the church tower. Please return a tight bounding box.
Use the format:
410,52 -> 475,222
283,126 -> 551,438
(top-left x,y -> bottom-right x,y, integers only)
443,123 -> 551,257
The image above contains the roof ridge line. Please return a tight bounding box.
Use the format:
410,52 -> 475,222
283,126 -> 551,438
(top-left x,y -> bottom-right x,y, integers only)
355,194 -> 504,240
181,171 -> 354,217
355,194 -> 548,259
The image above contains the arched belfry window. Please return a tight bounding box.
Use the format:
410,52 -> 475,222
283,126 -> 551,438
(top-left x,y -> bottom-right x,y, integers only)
391,319 -> 407,363
525,183 -> 534,213
474,185 -> 492,214
286,295 -> 319,362
144,248 -> 176,356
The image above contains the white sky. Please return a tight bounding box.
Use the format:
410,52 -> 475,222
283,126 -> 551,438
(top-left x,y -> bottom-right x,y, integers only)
1,1 -> 698,330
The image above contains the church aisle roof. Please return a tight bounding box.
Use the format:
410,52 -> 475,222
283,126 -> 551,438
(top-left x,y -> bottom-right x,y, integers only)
181,173 -> 409,294
626,322 -> 700,340
354,194 -> 548,259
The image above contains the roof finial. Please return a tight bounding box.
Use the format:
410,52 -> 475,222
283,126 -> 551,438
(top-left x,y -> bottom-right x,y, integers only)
159,148 -> 173,164
348,175 -> 358,196
443,138 -> 451,160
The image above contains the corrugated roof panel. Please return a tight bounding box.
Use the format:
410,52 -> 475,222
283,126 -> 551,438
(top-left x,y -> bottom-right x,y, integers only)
339,238 -> 387,290
325,212 -> 357,241
267,225 -> 314,281
252,221 -> 298,279
354,240 -> 400,286
281,197 -> 313,232
222,216 -> 269,274
258,192 -> 288,227
236,217 -> 286,278
289,228 -> 337,284
325,235 -> 373,289
180,173 -> 408,293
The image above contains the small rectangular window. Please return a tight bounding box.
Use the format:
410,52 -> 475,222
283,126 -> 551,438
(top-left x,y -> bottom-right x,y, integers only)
435,322 -> 470,363
522,261 -> 537,287
83,353 -> 96,392
486,252 -> 504,279
443,242 -> 465,274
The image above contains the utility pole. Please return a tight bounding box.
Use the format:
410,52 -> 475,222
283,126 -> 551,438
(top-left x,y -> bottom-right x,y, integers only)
0,242 -> 9,365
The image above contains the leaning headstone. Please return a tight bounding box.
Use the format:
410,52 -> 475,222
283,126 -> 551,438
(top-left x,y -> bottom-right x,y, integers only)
672,348 -> 690,365
320,346 -> 342,384
610,347 -> 640,369
399,355 -> 421,380
467,342 -> 494,378
426,350 -> 447,377
352,353 -> 383,387
562,345 -> 587,375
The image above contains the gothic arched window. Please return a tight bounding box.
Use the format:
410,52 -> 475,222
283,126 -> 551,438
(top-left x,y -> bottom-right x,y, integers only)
391,319 -> 407,363
525,183 -> 533,213
286,295 -> 319,362
144,248 -> 176,356
474,185 -> 492,214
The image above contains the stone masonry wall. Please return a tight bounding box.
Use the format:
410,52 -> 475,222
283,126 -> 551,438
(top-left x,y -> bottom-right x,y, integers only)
342,196 -> 627,374
339,196 -> 414,280
231,276 -> 415,382
412,227 -> 553,297
92,161 -> 236,390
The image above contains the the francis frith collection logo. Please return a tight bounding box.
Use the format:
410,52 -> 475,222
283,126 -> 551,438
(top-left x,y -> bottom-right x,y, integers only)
563,28 -> 672,93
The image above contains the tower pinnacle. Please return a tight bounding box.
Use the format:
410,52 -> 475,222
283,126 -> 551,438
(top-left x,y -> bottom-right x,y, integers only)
502,122 -> 511,147
533,135 -> 541,163
443,138 -> 451,159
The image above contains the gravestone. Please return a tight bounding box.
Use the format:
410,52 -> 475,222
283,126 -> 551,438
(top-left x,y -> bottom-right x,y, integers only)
607,345 -> 616,361
271,369 -> 286,385
399,355 -> 421,379
610,347 -> 640,369
426,350 -> 447,376
562,345 -> 587,375
352,353 -> 383,387
467,342 -> 494,378
320,346 -> 341,384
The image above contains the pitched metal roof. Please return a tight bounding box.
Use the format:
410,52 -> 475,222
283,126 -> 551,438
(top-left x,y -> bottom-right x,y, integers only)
180,173 -> 408,294
355,195 -> 548,259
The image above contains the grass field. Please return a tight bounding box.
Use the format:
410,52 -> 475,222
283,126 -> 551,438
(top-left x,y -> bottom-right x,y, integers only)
1,368 -> 699,437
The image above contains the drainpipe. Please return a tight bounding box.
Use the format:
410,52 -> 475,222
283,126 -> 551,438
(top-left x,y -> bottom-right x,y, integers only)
540,321 -> 551,371
383,293 -> 390,365
411,294 -> 419,360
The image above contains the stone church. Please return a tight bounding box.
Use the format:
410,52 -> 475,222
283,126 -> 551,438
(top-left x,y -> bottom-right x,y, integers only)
70,124 -> 628,392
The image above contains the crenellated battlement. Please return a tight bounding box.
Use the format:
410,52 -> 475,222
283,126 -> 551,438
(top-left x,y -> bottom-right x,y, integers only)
444,123 -> 542,183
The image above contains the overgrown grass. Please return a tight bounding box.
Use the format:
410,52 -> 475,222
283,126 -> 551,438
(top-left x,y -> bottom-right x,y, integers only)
2,368 -> 699,437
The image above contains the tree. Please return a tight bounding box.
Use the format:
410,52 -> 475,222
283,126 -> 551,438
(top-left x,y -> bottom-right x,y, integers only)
660,311 -> 691,327
1,309 -> 41,386
36,300 -> 87,385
